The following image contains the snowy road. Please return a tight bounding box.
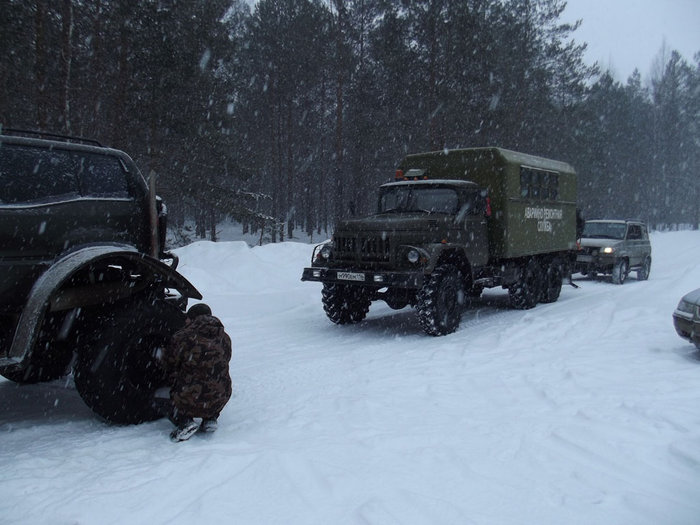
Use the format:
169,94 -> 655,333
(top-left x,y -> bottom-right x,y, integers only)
1,231 -> 700,524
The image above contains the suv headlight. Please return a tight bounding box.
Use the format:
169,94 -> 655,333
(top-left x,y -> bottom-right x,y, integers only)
601,246 -> 614,254
407,249 -> 420,264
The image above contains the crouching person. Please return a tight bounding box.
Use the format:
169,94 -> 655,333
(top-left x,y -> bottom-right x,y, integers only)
163,303 -> 232,442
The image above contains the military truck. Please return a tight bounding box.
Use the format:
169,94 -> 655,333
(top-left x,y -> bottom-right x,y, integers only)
302,147 -> 578,336
0,130 -> 202,423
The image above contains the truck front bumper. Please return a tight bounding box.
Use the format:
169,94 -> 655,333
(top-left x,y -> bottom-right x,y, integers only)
301,267 -> 424,289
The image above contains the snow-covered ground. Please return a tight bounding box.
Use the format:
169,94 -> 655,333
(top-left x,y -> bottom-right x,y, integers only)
1,231 -> 700,525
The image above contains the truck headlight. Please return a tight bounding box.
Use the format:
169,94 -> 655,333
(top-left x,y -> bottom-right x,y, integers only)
320,245 -> 332,260
601,247 -> 614,254
407,249 -> 420,264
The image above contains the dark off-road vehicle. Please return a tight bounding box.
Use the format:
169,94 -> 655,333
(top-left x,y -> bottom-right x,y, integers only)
575,219 -> 652,284
0,130 -> 202,423
302,147 -> 579,336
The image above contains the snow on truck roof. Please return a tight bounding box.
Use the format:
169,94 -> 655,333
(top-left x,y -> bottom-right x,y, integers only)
402,147 -> 576,174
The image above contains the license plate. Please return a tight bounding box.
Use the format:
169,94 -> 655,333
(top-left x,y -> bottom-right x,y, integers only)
337,271 -> 365,282
577,255 -> 593,262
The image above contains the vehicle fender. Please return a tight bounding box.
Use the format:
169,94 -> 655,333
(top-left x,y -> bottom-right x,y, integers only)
5,244 -> 201,365
426,243 -> 473,279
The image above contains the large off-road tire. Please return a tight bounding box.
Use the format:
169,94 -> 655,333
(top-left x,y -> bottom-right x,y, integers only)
73,299 -> 185,424
540,259 -> 563,304
416,265 -> 465,336
321,283 -> 371,324
612,258 -> 628,285
509,258 -> 543,309
636,256 -> 651,281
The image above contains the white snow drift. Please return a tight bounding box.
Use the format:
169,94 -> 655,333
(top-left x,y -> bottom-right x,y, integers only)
1,231 -> 699,525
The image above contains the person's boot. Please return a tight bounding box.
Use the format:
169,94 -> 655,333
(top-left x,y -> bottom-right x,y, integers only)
170,419 -> 200,442
200,418 -> 218,433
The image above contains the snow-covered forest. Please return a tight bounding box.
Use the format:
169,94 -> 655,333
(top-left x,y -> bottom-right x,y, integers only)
1,0 -> 698,244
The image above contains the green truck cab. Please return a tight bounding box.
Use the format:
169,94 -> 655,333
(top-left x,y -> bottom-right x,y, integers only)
302,147 -> 578,335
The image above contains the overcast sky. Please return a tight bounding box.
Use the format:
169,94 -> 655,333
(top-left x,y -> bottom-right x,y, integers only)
563,0 -> 700,82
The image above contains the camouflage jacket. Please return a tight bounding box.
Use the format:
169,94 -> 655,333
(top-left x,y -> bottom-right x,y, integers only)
164,314 -> 232,419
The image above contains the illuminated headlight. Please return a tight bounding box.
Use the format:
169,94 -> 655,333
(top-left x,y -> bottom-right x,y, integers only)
373,275 -> 385,283
407,249 -> 420,264
601,247 -> 614,254
320,245 -> 332,260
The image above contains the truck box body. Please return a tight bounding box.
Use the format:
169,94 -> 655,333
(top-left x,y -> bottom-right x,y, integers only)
398,147 -> 577,260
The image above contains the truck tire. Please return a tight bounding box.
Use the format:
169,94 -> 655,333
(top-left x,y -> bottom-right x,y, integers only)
611,259 -> 628,285
73,299 -> 185,424
322,283 -> 371,324
416,265 -> 465,336
636,256 -> 651,281
509,258 -> 542,309
540,259 -> 563,304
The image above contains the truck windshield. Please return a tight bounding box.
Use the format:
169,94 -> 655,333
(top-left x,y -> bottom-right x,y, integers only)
378,186 -> 459,215
581,221 -> 626,240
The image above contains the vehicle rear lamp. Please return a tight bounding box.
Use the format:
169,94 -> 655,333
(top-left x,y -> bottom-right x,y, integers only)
395,169 -> 404,180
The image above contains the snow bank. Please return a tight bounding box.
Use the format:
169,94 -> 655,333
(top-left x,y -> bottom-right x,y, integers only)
1,231 -> 699,525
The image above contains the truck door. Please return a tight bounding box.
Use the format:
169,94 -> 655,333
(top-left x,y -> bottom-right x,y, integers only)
455,190 -> 489,266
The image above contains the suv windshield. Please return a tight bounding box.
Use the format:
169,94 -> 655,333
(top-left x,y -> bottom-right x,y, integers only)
0,144 -> 129,205
378,185 -> 459,215
582,221 -> 626,240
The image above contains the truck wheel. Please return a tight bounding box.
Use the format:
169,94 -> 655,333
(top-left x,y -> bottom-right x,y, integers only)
509,258 -> 542,309
73,299 -> 185,424
612,259 -> 628,285
636,257 -> 651,281
322,283 -> 371,324
416,265 -> 465,336
540,259 -> 563,303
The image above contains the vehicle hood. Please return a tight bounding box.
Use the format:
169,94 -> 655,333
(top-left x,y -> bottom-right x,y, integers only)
336,213 -> 449,234
579,237 -> 622,249
681,288 -> 700,305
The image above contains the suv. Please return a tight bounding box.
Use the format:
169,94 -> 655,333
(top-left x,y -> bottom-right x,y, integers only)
575,219 -> 652,284
0,130 -> 201,423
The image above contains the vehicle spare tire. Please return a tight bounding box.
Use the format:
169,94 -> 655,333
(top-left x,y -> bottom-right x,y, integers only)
73,299 -> 185,424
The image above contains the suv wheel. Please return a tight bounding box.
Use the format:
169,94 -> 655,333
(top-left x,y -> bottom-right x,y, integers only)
612,259 -> 628,285
321,283 -> 371,324
637,257 -> 651,281
416,265 -> 465,336
73,299 -> 185,424
509,258 -> 542,309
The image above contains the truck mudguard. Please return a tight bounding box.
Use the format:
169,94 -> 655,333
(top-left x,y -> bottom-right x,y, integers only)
3,244 -> 201,365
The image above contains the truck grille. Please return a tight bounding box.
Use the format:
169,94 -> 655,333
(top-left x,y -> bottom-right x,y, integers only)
334,235 -> 391,263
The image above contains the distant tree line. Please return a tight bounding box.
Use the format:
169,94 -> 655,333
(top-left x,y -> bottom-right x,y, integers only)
1,0 -> 698,243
